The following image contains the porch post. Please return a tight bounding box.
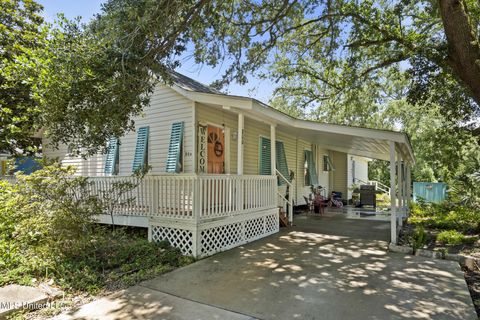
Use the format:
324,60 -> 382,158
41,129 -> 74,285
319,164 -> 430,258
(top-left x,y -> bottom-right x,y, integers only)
406,164 -> 412,209
192,176 -> 201,258
397,152 -> 403,226
402,163 -> 408,212
237,113 -> 244,175
389,141 -> 397,244
270,124 -> 276,175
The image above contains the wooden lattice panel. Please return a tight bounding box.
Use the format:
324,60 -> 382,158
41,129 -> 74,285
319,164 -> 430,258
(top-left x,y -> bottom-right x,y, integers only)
151,226 -> 194,256
200,222 -> 243,255
244,217 -> 264,240
265,213 -> 279,233
199,210 -> 279,257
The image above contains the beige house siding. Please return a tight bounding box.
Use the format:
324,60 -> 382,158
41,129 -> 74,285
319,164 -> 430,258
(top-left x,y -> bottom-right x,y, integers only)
331,151 -> 348,199
43,85 -> 194,175
42,84 -> 338,207
42,141 -> 106,177
243,117 -> 270,175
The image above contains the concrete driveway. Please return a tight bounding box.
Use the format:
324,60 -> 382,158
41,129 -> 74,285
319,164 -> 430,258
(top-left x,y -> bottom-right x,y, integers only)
59,213 -> 477,319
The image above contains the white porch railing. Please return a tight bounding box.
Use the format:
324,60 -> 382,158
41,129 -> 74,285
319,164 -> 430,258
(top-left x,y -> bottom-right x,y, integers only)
3,173 -> 279,258
88,174 -> 277,221
370,180 -> 391,195
198,175 -> 276,220
276,169 -> 293,224
354,178 -> 391,195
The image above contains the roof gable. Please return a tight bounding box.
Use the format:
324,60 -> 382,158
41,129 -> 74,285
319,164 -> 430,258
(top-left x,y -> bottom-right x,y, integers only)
167,70 -> 221,94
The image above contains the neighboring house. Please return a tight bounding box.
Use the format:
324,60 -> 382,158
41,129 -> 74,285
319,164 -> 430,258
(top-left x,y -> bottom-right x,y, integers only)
0,152 -> 41,176
42,71 -> 414,257
347,155 -> 371,200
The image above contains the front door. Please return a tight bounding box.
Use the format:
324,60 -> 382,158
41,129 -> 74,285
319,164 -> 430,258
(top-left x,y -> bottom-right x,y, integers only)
207,125 -> 225,174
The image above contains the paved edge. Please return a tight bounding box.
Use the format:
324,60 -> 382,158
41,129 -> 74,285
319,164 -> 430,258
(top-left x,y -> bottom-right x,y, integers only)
54,285 -> 257,320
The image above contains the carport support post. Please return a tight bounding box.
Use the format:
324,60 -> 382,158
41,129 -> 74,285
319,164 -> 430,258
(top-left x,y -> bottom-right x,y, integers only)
397,154 -> 403,226
406,164 -> 412,212
389,141 -> 397,244
402,164 -> 408,213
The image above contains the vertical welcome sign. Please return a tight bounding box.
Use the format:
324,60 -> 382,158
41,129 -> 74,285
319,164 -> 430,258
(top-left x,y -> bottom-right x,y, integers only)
197,122 -> 208,173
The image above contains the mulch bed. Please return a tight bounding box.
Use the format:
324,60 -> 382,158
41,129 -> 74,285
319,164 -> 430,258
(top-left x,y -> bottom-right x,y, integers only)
463,266 -> 480,317
398,223 -> 479,255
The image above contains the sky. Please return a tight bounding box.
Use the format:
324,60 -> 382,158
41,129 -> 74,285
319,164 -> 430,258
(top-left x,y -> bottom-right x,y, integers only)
37,0 -> 275,103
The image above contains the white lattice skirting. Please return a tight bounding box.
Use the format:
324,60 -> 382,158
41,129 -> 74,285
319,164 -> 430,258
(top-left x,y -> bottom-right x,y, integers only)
150,208 -> 279,258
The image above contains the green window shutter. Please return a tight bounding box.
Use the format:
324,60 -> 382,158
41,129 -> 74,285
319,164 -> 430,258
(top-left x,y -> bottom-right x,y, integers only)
326,155 -> 335,171
104,137 -> 119,175
165,122 -> 184,173
132,126 -> 149,172
276,141 -> 290,185
259,137 -> 271,175
323,155 -> 334,171
305,150 -> 318,185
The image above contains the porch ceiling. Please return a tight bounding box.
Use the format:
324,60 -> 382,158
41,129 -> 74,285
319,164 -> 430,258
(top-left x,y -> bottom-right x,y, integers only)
173,85 -> 414,164
277,124 -> 398,162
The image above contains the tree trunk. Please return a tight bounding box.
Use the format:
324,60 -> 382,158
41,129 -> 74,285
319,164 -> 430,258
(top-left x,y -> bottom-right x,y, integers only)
439,0 -> 480,106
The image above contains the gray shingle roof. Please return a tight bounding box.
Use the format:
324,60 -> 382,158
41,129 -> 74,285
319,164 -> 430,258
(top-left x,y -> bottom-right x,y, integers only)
168,70 -> 222,94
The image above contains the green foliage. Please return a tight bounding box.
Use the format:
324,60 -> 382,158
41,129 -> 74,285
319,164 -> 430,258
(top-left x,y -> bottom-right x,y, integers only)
375,192 -> 390,207
368,160 -> 391,188
409,202 -> 480,233
52,231 -> 193,292
0,0 -> 46,154
449,171 -> 480,209
437,230 -> 478,246
366,99 -> 480,198
0,163 -> 100,286
2,0 -> 479,203
411,226 -> 428,250
191,0 -> 480,201
0,163 -> 192,293
2,0 -> 213,156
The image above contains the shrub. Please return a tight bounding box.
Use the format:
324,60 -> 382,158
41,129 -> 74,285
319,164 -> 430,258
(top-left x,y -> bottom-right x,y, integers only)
411,226 -> 428,250
376,193 -> 390,206
0,164 -> 100,286
436,230 -> 478,246
408,201 -> 480,233
0,162 -> 193,293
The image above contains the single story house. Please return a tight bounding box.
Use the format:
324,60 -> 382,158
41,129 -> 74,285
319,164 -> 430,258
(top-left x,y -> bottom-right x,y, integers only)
42,71 -> 414,257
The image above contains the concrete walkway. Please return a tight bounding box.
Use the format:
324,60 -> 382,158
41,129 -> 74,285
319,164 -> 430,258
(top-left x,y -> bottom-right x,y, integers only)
54,286 -> 253,320
58,213 -> 477,320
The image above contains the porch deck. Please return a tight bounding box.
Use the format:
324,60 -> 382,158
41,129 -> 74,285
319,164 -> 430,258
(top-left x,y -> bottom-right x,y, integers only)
89,174 -> 280,257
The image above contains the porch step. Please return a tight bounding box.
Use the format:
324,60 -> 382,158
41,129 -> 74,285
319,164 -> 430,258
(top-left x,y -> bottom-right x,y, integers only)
279,208 -> 289,227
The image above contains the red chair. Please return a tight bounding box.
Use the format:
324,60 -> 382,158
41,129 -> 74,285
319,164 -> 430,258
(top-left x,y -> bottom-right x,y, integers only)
313,194 -> 326,215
